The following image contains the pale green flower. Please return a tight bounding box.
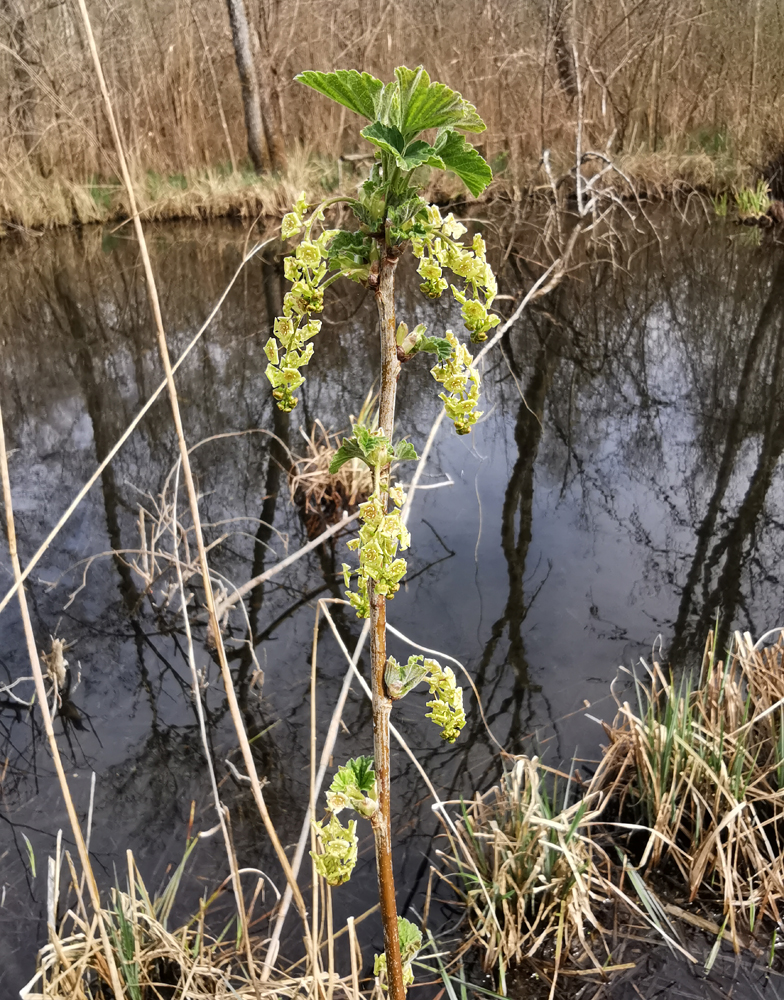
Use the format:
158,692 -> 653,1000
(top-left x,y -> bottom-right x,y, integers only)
311,813 -> 358,886
343,487 -> 410,618
296,240 -> 322,268
431,331 -> 483,434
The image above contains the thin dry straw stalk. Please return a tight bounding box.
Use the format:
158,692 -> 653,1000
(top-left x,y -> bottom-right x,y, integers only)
0,237 -> 270,619
261,615 -> 371,980
170,460 -> 255,967
0,405 -> 125,998
74,0 -> 313,959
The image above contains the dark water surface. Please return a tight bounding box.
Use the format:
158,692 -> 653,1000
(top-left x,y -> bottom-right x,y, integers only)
1,213 -> 784,992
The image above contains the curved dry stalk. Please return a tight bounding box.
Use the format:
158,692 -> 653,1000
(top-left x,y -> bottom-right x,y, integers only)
0,406 -> 125,999
74,0 -> 313,957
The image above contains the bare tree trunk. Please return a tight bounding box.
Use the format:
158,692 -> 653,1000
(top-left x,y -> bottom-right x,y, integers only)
552,0 -> 577,102
225,0 -> 269,172
252,20 -> 287,172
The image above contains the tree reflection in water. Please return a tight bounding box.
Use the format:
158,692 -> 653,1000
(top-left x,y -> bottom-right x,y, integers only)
2,214 -> 784,989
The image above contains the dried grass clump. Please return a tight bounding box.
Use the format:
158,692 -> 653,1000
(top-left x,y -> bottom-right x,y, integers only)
24,847 -> 357,1000
289,421 -> 372,536
598,630 -> 784,946
289,404 -> 377,538
445,757 -> 615,978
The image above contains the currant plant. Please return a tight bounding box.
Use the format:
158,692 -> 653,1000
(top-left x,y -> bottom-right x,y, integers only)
274,66 -> 497,1000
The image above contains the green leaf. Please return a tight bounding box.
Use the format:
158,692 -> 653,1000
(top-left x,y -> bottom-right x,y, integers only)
332,755 -> 376,795
417,336 -> 453,361
385,654 -> 429,699
388,196 -> 427,228
375,79 -> 401,127
356,171 -> 386,229
361,123 -> 446,173
394,66 -> 486,140
398,916 -> 423,961
394,440 -> 418,461
400,140 -> 445,171
327,230 -> 372,280
329,427 -> 390,472
360,121 -> 406,164
434,130 -> 493,197
295,69 -> 384,121
328,230 -> 371,259
329,439 -> 365,474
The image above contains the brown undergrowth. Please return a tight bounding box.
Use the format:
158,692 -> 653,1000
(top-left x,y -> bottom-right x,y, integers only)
445,629 -> 784,992
2,0 -> 782,233
24,843 -> 361,1000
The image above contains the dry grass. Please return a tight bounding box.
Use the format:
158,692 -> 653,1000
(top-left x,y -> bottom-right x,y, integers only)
2,0 -> 784,230
288,399 -> 378,536
597,630 -> 784,948
443,757 -> 617,987
0,147 -> 328,234
23,845 -> 360,1000
445,629 -> 784,984
289,420 -> 372,538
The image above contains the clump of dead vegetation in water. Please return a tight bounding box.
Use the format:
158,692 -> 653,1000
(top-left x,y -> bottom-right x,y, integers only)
288,396 -> 378,538
444,757 -> 618,988
600,629 -> 784,946
446,629 -> 784,991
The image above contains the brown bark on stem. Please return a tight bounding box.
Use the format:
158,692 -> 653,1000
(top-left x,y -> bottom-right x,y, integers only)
370,247 -> 405,1000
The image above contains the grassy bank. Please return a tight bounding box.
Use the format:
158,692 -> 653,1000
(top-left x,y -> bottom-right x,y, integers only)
0,143 -> 755,236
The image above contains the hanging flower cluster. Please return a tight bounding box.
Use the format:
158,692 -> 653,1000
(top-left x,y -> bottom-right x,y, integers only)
311,813 -> 358,887
311,757 -> 377,887
384,656 -> 465,743
385,654 -> 466,742
342,485 -> 410,619
265,193 -> 340,412
430,331 -> 482,435
425,661 -> 466,743
408,205 -> 500,343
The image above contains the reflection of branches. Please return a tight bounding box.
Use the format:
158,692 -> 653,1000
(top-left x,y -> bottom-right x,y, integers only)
670,257 -> 784,663
472,325 -> 564,757
0,238 -> 272,619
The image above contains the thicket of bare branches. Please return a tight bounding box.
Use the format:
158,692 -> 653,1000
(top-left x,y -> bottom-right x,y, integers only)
1,0 -> 782,220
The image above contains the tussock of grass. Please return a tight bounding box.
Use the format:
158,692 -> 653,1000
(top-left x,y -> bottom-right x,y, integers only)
288,398 -> 380,536
24,846 -> 358,1000
598,630 -> 784,947
289,420 -> 373,538
444,757 -> 615,979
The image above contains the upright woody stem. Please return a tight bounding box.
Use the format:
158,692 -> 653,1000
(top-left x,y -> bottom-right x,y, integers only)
370,245 -> 405,1000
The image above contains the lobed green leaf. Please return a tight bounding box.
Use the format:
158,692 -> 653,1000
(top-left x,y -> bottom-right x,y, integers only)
434,130 -> 493,197
295,69 -> 384,121
394,66 -> 486,140
394,440 -> 418,461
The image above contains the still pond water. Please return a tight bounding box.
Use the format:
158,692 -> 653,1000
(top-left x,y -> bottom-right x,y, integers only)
1,212 -> 784,991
